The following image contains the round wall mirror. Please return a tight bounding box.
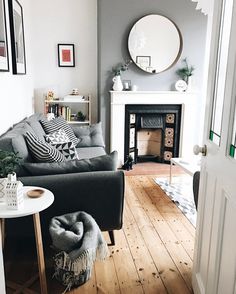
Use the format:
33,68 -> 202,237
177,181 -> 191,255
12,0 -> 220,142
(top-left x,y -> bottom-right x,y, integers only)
128,14 -> 183,74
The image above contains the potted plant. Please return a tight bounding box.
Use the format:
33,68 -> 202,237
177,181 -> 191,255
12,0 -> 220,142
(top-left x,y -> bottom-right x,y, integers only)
0,149 -> 21,201
176,58 -> 195,84
111,59 -> 132,91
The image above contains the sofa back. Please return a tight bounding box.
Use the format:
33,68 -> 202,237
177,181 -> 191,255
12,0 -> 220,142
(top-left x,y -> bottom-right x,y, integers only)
0,113 -> 46,162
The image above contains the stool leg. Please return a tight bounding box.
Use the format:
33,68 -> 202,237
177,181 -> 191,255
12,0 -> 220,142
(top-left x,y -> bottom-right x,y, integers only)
108,231 -> 115,246
33,213 -> 47,294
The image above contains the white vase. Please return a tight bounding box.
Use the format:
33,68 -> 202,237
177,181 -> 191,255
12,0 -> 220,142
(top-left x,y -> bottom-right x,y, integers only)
0,178 -> 7,202
112,75 -> 123,91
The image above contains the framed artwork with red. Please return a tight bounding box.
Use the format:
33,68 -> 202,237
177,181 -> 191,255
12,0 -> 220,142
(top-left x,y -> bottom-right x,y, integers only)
58,44 -> 75,67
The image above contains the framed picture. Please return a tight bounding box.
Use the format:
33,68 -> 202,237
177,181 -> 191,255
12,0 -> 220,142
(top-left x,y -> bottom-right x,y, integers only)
8,0 -> 26,74
123,79 -> 131,91
136,56 -> 151,68
0,0 -> 9,71
58,44 -> 75,67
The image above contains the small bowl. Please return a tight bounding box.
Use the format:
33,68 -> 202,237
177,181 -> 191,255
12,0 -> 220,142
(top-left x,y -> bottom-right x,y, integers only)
27,189 -> 44,198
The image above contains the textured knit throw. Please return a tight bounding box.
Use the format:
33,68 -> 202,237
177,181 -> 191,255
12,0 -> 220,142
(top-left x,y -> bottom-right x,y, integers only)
49,211 -> 109,293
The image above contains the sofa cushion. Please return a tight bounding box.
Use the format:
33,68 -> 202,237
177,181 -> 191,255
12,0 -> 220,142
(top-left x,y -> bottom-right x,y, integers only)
40,116 -> 79,146
76,146 -> 106,159
25,132 -> 65,163
52,141 -> 78,160
0,122 -> 34,162
26,114 -> 46,141
45,129 -> 70,144
19,151 -> 118,176
71,122 -> 105,147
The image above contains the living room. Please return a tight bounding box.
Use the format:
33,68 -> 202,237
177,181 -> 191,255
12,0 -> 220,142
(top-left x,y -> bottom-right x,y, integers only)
1,0 -> 236,293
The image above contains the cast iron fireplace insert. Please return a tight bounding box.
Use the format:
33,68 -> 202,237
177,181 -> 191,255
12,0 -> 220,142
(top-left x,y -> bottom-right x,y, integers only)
124,104 -> 182,164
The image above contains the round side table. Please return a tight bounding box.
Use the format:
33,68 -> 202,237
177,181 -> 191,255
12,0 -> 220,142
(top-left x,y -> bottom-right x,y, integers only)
0,186 -> 54,294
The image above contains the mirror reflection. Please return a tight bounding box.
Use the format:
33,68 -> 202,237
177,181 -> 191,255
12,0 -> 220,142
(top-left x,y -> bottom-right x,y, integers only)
128,14 -> 182,74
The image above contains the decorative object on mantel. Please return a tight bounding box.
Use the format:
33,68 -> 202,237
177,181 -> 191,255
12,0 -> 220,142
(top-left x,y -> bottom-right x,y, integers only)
175,80 -> 188,92
123,80 -> 131,91
176,58 -> 195,91
0,149 -> 21,202
111,60 -> 132,91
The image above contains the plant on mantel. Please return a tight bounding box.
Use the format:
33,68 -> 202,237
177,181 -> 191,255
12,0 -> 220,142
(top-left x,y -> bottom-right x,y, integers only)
112,59 -> 132,76
176,58 -> 195,83
0,149 -> 22,178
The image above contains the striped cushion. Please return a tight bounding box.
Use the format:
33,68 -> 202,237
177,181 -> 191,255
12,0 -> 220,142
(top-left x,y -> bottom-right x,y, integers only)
40,117 -> 79,146
25,132 -> 65,162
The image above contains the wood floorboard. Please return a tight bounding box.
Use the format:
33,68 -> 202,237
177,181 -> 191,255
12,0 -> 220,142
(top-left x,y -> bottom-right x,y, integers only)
3,162 -> 195,293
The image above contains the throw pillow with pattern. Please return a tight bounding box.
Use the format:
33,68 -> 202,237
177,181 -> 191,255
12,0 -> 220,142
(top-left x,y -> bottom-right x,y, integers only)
52,141 -> 79,160
45,129 -> 70,144
40,116 -> 79,147
25,132 -> 66,163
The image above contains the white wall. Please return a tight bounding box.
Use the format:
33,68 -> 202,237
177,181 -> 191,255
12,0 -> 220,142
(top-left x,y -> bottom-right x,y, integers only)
31,0 -> 98,123
0,0 -> 34,135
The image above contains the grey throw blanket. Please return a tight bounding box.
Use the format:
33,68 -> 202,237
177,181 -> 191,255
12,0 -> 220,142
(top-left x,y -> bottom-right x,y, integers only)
49,211 -> 109,292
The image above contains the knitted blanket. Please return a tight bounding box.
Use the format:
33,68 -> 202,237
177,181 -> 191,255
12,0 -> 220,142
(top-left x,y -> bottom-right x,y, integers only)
49,211 -> 109,292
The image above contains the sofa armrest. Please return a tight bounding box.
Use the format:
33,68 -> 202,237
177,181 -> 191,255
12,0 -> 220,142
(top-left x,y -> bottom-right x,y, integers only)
16,171 -> 124,236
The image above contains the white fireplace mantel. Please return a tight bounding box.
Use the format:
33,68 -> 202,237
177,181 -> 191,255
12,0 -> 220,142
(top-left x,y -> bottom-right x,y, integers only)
110,91 -> 198,167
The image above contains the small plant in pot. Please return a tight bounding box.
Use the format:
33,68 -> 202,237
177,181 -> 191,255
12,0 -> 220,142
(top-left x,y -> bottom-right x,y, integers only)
176,58 -> 195,83
0,149 -> 21,201
77,111 -> 86,122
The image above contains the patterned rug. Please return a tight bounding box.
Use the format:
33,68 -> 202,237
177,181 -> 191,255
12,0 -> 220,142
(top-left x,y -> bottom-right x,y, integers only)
154,176 -> 197,226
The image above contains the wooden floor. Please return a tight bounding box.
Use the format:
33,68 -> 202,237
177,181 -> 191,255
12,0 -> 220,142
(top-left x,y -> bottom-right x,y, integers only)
4,163 -> 195,294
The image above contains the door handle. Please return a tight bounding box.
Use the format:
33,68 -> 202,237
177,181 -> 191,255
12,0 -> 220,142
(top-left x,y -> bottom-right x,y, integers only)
193,144 -> 207,156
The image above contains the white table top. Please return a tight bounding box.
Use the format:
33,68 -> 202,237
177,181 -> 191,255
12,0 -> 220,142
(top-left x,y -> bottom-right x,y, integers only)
0,186 -> 54,219
171,157 -> 200,176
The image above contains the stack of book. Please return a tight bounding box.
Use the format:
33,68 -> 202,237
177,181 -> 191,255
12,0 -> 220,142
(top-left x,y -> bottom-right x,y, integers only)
46,104 -> 72,121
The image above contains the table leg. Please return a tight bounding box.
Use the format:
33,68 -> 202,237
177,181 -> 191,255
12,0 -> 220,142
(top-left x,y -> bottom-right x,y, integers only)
33,213 -> 47,294
0,219 -> 6,294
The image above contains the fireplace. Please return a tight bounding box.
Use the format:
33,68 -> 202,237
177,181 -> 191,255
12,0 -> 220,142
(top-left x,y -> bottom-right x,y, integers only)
110,91 -> 197,167
124,104 -> 182,163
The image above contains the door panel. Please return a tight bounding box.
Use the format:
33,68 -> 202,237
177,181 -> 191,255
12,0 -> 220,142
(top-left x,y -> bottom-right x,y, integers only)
193,0 -> 236,293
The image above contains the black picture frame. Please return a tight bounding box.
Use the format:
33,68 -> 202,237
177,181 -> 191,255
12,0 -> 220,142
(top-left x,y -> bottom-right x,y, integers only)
58,44 -> 75,67
8,0 -> 26,74
0,0 -> 9,71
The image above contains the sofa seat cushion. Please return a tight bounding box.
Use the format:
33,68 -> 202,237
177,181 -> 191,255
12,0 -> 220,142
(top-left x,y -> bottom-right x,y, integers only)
25,132 -> 66,163
40,117 -> 79,146
19,151 -> 118,176
76,147 -> 106,159
71,122 -> 105,147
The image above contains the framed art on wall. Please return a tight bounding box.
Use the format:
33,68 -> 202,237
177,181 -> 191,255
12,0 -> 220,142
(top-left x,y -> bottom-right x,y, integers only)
58,44 -> 75,67
0,0 -> 9,71
136,56 -> 151,68
8,0 -> 26,74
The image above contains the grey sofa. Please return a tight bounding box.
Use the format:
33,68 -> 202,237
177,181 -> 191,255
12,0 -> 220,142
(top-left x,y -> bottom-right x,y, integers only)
0,114 -> 124,245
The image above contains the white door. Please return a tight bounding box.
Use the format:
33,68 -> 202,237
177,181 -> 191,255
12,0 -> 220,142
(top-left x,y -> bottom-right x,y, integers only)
192,0 -> 236,293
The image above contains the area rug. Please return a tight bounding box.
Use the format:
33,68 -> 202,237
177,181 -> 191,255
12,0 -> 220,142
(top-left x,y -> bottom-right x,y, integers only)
154,176 -> 197,226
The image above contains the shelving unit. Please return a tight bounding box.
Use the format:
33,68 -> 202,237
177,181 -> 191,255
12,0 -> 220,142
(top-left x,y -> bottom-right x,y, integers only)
44,95 -> 91,125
